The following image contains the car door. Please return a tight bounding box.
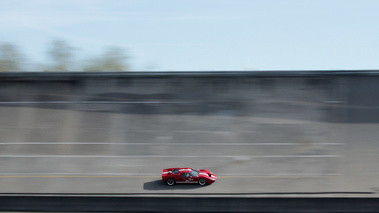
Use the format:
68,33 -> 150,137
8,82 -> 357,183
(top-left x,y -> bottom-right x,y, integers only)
179,172 -> 192,183
190,171 -> 200,183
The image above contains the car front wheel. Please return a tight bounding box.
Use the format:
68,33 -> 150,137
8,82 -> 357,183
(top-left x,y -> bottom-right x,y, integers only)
166,178 -> 175,186
198,178 -> 207,186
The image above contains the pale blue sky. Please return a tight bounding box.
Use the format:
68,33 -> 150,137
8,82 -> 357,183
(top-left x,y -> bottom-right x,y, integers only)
1,0 -> 379,71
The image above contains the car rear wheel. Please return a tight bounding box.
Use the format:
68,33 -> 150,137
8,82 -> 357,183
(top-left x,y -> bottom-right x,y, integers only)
198,178 -> 207,186
166,178 -> 175,186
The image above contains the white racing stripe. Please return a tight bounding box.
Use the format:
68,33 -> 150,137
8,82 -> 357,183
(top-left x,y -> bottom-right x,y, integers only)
176,181 -> 198,183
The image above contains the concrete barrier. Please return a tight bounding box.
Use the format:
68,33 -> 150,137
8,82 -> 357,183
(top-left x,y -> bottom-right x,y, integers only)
1,194 -> 379,212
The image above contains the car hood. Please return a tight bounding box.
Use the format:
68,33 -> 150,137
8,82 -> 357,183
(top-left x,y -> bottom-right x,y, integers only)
198,169 -> 212,174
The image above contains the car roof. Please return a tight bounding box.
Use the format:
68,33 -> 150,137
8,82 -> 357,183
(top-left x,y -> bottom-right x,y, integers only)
168,167 -> 192,170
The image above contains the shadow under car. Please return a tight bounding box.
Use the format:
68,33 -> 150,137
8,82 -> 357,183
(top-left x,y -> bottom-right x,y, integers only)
143,180 -> 209,190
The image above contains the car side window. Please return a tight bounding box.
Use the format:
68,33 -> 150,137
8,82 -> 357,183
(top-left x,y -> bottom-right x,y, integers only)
181,173 -> 190,178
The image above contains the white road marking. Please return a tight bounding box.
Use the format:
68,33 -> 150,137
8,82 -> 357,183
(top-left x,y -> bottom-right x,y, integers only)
0,142 -> 344,146
0,173 -> 341,177
0,101 -> 187,104
0,173 -> 157,176
0,155 -> 342,158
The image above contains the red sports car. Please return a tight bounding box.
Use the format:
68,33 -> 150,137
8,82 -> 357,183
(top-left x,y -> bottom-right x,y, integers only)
162,167 -> 217,186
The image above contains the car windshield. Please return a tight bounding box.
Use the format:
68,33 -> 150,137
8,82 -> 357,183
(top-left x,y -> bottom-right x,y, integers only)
190,169 -> 199,177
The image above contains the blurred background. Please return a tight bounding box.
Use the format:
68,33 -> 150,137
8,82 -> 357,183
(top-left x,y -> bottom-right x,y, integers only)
0,0 -> 379,198
1,71 -> 379,195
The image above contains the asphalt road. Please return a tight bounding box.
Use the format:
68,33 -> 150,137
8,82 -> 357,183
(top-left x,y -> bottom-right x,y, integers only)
0,140 -> 371,194
0,107 -> 379,196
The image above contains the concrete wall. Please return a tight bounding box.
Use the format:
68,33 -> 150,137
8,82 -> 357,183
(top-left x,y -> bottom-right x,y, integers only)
0,71 -> 379,195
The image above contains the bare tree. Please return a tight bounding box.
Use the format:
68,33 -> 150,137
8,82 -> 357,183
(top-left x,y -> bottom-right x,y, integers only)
83,47 -> 129,71
0,40 -> 131,72
0,42 -> 25,72
45,40 -> 75,71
